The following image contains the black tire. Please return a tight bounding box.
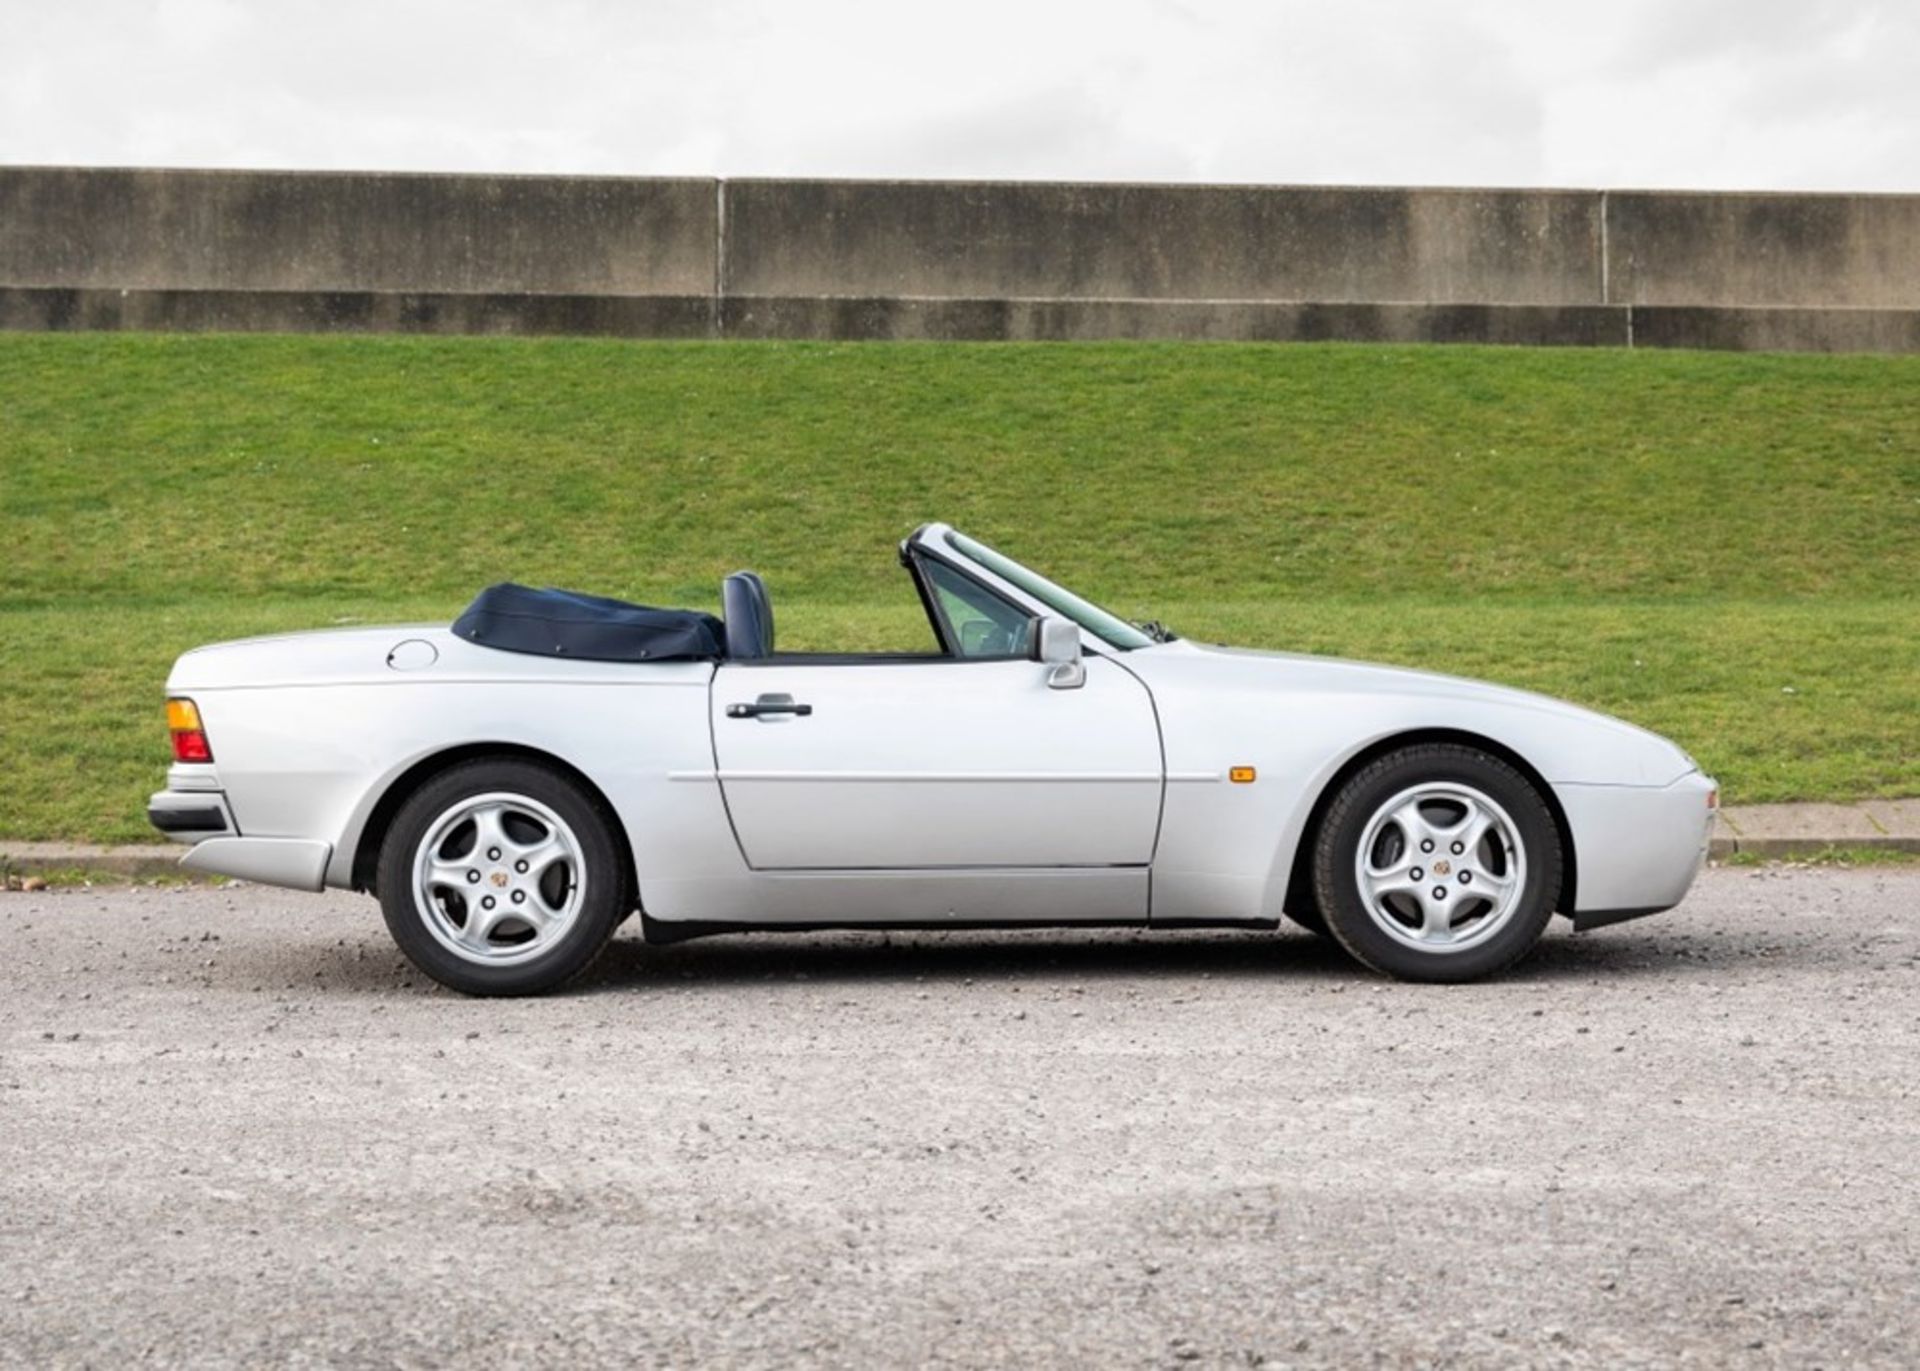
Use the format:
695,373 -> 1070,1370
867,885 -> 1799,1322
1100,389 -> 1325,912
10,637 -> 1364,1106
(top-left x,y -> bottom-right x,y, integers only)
377,758 -> 629,996
1312,744 -> 1561,983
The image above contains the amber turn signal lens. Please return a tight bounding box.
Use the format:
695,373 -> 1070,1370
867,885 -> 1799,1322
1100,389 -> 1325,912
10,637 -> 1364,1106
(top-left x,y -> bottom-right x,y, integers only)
1229,766 -> 1256,784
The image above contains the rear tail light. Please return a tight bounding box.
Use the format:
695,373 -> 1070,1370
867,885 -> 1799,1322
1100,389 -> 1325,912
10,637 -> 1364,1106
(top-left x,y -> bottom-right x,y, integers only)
167,697 -> 213,763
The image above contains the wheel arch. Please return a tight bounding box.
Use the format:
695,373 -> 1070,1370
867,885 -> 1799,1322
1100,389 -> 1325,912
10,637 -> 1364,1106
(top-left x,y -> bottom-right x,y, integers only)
350,742 -> 638,910
1282,728 -> 1578,918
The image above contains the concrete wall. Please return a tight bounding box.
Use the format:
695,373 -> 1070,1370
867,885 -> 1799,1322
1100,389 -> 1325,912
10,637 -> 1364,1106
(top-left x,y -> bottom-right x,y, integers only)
4,167 -> 1918,350
1606,191 -> 1920,309
0,167 -> 716,293
722,181 -> 1602,305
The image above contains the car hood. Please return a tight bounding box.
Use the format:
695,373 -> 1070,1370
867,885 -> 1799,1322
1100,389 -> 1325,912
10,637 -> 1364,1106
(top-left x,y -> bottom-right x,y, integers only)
1189,639 -> 1622,714
1123,639 -> 1698,788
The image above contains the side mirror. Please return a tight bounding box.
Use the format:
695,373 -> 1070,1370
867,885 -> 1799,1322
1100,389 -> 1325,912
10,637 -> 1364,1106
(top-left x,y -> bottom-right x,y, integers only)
1035,616 -> 1086,690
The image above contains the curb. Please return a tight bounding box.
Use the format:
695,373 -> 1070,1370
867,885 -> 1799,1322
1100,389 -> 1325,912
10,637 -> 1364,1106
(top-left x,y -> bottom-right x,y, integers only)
1715,800 -> 1920,861
1709,834 -> 1920,860
1,843 -> 190,880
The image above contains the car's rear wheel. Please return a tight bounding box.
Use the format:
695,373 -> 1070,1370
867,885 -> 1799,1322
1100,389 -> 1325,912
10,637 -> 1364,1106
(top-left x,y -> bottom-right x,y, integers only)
377,759 -> 627,996
1313,744 -> 1561,982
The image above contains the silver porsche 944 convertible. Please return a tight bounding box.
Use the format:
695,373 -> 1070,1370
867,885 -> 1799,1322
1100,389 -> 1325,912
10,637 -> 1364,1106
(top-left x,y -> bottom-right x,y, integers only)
150,523 -> 1717,995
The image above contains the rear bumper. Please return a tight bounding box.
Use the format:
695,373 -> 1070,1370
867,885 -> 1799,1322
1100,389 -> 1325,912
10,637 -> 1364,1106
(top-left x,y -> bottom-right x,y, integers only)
149,786 -> 331,891
180,837 -> 332,892
148,788 -> 238,843
1555,771 -> 1718,929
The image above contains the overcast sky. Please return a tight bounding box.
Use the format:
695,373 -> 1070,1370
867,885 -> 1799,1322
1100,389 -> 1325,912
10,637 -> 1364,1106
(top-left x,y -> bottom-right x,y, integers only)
3,0 -> 1916,190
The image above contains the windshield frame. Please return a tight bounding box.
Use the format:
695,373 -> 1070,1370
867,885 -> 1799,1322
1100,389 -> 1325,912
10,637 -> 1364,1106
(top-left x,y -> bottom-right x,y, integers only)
939,530 -> 1155,651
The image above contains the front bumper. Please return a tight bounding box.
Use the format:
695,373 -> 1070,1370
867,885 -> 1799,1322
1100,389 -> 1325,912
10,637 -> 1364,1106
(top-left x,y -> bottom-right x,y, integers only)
1555,770 -> 1718,930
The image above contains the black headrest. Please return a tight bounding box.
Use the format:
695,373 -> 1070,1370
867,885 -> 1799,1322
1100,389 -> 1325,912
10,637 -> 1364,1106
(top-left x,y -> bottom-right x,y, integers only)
722,571 -> 774,659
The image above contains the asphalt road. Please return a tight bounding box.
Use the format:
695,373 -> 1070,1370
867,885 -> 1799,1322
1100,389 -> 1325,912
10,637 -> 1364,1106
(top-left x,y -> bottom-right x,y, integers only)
3,867 -> 1917,1368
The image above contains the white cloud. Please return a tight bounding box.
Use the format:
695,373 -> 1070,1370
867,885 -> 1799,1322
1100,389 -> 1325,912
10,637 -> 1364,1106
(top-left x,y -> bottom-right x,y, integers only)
0,0 -> 1913,189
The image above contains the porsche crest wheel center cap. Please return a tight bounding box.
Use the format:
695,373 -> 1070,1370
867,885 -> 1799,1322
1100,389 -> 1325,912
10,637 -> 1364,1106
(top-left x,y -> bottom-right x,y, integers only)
1433,859 -> 1451,876
490,870 -> 510,888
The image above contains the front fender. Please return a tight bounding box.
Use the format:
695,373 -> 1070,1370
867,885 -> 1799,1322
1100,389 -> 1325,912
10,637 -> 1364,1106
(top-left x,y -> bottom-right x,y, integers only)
1246,700 -> 1697,920
1123,644 -> 1698,923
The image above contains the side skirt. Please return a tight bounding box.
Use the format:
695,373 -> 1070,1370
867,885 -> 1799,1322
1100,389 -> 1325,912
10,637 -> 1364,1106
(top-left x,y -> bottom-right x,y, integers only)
640,914 -> 1278,946
1569,905 -> 1672,932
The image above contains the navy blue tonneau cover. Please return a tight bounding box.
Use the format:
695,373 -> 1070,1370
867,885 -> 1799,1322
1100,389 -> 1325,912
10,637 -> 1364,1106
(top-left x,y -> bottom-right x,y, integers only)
452,583 -> 726,662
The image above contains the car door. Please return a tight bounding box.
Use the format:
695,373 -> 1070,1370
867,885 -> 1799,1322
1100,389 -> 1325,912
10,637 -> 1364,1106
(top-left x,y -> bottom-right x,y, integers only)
708,654 -> 1163,871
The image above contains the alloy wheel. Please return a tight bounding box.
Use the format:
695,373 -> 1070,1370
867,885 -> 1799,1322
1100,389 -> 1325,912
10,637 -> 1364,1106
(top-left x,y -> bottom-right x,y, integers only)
1351,782 -> 1527,954
411,791 -> 587,967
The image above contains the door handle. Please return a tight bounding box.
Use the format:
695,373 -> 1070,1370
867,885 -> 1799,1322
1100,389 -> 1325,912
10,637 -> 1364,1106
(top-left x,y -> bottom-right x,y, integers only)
726,693 -> 813,719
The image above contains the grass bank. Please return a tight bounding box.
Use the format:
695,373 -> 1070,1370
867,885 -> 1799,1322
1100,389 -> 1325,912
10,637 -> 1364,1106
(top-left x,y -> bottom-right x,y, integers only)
2,335 -> 1915,842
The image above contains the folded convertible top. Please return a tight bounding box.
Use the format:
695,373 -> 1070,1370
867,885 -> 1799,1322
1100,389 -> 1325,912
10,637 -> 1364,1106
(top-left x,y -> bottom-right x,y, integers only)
452,583 -> 726,662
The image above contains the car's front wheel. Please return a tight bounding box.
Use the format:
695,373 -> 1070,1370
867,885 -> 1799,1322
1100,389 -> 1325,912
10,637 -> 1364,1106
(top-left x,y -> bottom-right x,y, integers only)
377,759 -> 628,996
1312,744 -> 1561,982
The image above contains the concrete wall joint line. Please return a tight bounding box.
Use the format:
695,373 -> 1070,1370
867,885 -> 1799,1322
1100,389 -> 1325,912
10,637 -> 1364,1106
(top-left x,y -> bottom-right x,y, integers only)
1599,189 -> 1610,306
713,177 -> 728,338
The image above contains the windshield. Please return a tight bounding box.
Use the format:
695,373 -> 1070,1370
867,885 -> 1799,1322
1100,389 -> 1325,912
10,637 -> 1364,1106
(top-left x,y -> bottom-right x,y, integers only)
944,530 -> 1155,650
